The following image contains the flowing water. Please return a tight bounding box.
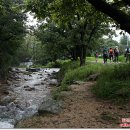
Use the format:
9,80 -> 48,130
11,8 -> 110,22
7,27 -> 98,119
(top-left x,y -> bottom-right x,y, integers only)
0,68 -> 60,128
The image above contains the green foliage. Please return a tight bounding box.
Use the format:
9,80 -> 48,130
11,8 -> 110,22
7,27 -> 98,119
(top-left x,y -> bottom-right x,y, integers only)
45,61 -> 61,68
118,55 -> 125,62
35,22 -> 70,63
92,64 -> 130,101
15,33 -> 44,65
0,0 -> 26,78
120,35 -> 129,46
56,60 -> 79,85
94,37 -> 119,54
26,0 -> 115,66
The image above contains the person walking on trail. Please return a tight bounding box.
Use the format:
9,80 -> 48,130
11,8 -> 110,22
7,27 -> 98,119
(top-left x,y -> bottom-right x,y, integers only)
103,48 -> 108,64
125,47 -> 130,63
94,51 -> 99,63
114,46 -> 119,63
109,48 -> 114,63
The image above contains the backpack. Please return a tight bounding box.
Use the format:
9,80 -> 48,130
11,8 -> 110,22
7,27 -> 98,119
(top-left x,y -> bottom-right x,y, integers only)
109,49 -> 113,54
114,48 -> 119,53
103,49 -> 108,56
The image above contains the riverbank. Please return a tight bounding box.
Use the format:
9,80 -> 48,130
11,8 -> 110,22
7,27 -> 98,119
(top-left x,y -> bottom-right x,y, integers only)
16,81 -> 130,128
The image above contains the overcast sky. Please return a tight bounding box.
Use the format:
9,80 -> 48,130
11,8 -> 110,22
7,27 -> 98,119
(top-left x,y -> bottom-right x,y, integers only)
26,12 -> 38,27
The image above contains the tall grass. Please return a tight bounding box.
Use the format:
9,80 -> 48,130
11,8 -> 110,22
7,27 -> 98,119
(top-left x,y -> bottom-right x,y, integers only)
92,64 -> 130,101
118,55 -> 125,62
60,63 -> 110,90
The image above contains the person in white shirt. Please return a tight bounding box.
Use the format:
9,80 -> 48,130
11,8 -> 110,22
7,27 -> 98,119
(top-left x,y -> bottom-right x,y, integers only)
125,47 -> 130,63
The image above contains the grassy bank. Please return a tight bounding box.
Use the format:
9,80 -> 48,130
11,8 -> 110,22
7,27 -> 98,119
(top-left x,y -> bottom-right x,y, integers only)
28,57 -> 130,103
61,63 -> 108,90
53,60 -> 115,99
55,60 -> 130,103
92,63 -> 130,102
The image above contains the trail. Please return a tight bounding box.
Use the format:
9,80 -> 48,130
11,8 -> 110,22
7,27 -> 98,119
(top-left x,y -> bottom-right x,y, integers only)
16,81 -> 130,128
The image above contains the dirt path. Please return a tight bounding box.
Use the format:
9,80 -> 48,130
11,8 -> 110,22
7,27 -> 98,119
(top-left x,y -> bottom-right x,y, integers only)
16,82 -> 130,128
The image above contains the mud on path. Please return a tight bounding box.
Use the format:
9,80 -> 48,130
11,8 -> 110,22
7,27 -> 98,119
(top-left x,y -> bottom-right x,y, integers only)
16,82 -> 130,128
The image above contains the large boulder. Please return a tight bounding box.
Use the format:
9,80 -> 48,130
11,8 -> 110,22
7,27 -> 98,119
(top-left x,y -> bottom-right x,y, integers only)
38,97 -> 62,114
48,79 -> 58,86
87,73 -> 100,81
0,96 -> 14,105
22,105 -> 38,119
72,81 -> 85,85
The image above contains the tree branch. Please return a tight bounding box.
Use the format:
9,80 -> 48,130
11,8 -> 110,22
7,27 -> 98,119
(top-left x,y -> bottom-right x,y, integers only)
87,0 -> 130,34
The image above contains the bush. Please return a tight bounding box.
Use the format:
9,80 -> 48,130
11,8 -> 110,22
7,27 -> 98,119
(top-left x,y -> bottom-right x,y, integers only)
57,60 -> 79,84
46,61 -> 62,68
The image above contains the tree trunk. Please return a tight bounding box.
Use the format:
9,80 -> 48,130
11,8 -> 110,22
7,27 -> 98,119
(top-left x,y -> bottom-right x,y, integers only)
79,28 -> 86,66
71,47 -> 78,61
80,45 -> 86,66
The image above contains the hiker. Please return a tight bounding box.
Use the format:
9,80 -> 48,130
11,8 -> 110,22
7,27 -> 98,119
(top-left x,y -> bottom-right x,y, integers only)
94,51 -> 99,63
103,48 -> 108,64
125,47 -> 130,63
109,48 -> 114,63
114,46 -> 119,63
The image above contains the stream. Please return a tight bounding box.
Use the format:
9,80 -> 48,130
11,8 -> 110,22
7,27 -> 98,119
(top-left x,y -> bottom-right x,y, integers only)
0,68 -> 60,128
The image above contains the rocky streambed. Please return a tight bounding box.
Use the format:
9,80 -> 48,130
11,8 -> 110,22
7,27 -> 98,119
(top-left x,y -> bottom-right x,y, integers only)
0,68 -> 60,128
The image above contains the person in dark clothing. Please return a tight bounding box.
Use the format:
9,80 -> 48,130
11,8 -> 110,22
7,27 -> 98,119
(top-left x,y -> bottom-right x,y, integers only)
103,48 -> 108,64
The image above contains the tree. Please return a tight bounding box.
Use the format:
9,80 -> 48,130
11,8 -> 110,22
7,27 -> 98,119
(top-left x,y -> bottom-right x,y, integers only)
96,37 -> 119,51
0,0 -> 26,78
26,0 -> 113,66
35,22 -> 70,64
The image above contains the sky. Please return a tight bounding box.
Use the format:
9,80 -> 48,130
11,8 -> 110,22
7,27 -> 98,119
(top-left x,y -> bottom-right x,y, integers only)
26,12 -> 38,27
112,30 -> 130,42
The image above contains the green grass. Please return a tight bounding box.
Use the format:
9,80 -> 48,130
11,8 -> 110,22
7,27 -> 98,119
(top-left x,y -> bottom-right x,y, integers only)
30,57 -> 130,103
52,59 -> 130,103
60,63 -> 110,90
92,63 -> 130,102
86,57 -> 103,63
87,55 -> 126,63
118,55 -> 126,62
